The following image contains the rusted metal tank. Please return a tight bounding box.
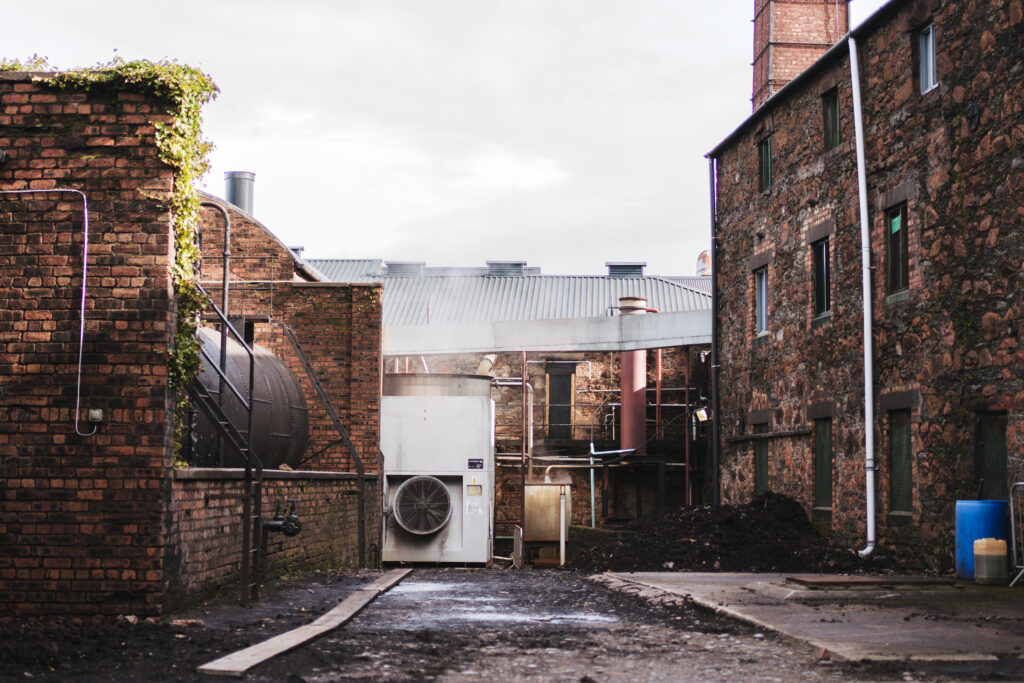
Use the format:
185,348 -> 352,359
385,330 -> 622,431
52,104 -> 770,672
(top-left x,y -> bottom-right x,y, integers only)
193,326 -> 308,469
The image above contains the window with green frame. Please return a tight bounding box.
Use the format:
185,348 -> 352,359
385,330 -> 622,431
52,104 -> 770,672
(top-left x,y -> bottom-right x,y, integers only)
754,423 -> 769,496
758,137 -> 772,191
886,203 -> 909,293
813,418 -> 832,508
888,409 -> 912,512
822,88 -> 840,150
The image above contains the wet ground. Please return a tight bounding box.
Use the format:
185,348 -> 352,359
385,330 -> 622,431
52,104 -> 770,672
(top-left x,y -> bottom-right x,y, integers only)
2,568 -> 1009,682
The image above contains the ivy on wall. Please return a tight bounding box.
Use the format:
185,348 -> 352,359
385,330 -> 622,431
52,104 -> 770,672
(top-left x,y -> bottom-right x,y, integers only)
2,56 -> 219,455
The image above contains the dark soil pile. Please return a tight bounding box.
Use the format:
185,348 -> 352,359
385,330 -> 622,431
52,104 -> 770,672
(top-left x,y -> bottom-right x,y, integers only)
570,492 -> 873,573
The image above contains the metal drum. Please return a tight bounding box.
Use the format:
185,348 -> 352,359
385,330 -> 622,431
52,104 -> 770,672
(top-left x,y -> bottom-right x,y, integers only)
193,326 -> 308,469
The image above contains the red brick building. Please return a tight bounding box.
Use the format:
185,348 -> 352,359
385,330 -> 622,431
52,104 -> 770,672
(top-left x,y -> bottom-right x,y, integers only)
0,69 -> 381,619
708,0 -> 1023,567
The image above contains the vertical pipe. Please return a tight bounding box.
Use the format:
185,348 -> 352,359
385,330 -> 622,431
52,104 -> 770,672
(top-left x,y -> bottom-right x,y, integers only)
849,36 -> 877,557
201,201 -> 231,465
655,349 -> 663,440
684,346 -> 692,506
618,298 -> 648,451
708,157 -> 722,506
559,485 -> 566,567
521,351 -> 528,526
589,455 -> 596,528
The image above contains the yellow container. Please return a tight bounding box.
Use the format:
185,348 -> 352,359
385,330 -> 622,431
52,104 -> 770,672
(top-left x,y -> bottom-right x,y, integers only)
973,538 -> 1008,585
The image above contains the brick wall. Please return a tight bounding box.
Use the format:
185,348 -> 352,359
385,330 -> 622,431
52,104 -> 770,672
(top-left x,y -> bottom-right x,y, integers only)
0,74 -> 177,618
753,0 -> 849,108
197,197 -> 383,475
163,471 -> 380,609
713,0 -> 1024,567
0,75 -> 383,620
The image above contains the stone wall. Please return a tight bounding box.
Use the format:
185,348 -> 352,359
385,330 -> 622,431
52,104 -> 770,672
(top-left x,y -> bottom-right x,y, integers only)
712,0 -> 1024,567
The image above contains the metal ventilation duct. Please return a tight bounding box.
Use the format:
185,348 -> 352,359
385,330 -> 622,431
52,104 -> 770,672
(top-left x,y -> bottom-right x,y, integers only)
224,171 -> 255,215
384,261 -> 426,277
606,262 -> 646,277
486,261 -> 527,276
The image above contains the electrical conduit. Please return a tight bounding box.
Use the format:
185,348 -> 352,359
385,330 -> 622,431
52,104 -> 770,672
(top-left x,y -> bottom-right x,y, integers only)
0,188 -> 95,437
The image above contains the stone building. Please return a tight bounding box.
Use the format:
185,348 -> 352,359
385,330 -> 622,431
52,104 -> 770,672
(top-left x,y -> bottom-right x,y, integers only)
0,68 -> 381,619
707,0 -> 1023,567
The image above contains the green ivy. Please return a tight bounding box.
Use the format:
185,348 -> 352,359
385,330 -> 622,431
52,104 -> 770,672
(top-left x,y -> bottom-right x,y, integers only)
16,57 -> 219,457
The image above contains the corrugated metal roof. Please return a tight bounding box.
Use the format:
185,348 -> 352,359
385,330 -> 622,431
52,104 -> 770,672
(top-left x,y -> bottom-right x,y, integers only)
308,259 -> 711,327
308,258 -> 384,282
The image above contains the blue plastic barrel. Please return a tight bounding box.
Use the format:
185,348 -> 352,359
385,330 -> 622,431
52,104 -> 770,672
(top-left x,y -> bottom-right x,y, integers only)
955,500 -> 1010,580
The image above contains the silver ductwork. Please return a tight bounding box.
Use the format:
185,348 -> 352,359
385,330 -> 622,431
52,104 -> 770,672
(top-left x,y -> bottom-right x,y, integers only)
225,171 -> 255,215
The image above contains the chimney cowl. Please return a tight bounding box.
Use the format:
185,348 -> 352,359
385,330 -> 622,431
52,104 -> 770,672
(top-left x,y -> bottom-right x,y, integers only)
225,171 -> 255,215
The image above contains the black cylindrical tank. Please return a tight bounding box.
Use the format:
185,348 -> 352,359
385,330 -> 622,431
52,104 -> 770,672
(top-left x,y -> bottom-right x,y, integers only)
193,326 -> 308,469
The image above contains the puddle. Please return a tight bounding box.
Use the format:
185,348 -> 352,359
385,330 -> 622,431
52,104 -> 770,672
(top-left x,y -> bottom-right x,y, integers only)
390,581 -> 470,594
455,612 -> 618,625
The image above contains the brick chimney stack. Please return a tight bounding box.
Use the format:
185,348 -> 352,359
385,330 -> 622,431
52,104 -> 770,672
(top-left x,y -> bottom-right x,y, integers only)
753,0 -> 849,109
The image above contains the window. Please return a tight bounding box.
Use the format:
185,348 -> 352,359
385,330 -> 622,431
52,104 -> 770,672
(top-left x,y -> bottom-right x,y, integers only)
886,203 -> 909,293
754,424 -> 769,496
822,88 -> 840,151
974,413 -> 1008,500
754,267 -> 768,334
813,418 -> 832,508
812,238 -> 831,316
919,24 -> 938,93
547,369 -> 575,439
888,409 -> 912,513
758,137 -> 772,191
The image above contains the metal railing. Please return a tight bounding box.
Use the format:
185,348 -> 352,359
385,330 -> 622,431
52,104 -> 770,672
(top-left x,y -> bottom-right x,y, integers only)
187,280 -> 264,604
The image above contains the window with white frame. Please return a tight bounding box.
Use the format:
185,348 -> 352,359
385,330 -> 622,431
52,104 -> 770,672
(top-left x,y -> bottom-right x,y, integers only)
919,24 -> 938,93
754,267 -> 768,334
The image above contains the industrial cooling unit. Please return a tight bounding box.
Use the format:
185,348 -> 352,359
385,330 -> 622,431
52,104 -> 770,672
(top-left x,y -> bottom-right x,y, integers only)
381,374 -> 494,564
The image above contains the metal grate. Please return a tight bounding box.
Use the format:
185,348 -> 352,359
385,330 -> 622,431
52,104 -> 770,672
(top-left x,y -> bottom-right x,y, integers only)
394,476 -> 452,535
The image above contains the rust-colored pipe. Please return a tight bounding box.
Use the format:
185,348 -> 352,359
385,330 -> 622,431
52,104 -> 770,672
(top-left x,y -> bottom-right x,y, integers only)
618,297 -> 649,452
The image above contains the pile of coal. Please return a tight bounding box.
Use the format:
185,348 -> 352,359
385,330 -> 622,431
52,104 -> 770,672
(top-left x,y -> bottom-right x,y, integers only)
569,492 -> 869,573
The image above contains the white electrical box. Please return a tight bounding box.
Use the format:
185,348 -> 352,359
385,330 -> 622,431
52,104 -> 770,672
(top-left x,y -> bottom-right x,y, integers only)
381,385 -> 495,564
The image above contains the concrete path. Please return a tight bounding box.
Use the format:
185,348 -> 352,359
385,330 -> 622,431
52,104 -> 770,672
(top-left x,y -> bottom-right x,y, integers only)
606,572 -> 1024,662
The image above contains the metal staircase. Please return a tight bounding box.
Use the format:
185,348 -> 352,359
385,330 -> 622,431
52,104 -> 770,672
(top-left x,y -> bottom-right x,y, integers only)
187,281 -> 264,604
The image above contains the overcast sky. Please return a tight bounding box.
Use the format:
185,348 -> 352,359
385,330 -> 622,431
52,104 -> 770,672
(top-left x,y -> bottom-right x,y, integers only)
6,1 -> 887,275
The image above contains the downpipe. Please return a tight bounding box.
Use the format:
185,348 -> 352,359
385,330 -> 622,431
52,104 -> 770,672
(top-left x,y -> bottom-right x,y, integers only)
849,36 -> 877,558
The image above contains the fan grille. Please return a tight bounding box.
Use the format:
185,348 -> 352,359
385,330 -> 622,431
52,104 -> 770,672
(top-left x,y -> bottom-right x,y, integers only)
393,476 -> 452,535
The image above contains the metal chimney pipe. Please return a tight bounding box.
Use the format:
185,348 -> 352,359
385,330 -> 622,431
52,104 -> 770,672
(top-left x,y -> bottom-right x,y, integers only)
225,171 -> 255,215
618,297 -> 649,452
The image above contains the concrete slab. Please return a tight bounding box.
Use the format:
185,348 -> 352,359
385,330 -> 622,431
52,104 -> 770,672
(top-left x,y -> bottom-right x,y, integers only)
608,572 -> 1024,662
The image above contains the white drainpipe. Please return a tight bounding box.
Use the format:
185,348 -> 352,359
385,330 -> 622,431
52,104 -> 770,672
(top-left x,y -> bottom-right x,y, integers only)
849,36 -> 877,557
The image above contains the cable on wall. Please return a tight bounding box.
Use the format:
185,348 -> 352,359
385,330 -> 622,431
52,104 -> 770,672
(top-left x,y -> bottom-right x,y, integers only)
0,188 -> 96,436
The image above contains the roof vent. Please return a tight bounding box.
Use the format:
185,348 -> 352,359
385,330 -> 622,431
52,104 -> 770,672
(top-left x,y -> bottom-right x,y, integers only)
385,261 -> 425,277
486,261 -> 527,277
606,262 -> 646,278
696,250 -> 711,277
225,171 -> 255,215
